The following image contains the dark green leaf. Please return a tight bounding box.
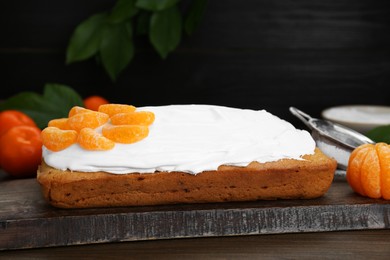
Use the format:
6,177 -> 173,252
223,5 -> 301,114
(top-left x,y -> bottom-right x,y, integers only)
43,83 -> 84,116
150,6 -> 182,59
136,11 -> 151,35
185,0 -> 207,35
0,84 -> 83,129
366,125 -> 390,143
136,0 -> 179,11
66,13 -> 107,64
100,21 -> 134,81
108,0 -> 138,24
0,92 -> 57,129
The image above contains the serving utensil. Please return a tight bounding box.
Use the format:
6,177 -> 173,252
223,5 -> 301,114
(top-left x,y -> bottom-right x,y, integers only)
289,107 -> 375,170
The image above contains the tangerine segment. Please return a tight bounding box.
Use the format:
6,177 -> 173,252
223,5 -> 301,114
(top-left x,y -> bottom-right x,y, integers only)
102,125 -> 149,144
41,127 -> 78,152
360,147 -> 381,199
98,104 -> 136,117
346,144 -> 372,196
78,128 -> 115,151
110,111 -> 155,126
376,143 -> 390,199
68,106 -> 92,117
67,111 -> 109,132
48,118 -> 71,130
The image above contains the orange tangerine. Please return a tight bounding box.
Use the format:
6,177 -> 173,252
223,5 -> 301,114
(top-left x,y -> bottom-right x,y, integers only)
98,104 -> 136,117
360,148 -> 381,198
346,144 -> 371,197
347,142 -> 390,200
41,127 -> 78,152
68,106 -> 92,117
0,110 -> 37,137
102,125 -> 149,144
83,95 -> 109,111
376,143 -> 390,200
48,118 -> 71,130
111,111 -> 155,126
78,128 -> 115,151
67,111 -> 109,132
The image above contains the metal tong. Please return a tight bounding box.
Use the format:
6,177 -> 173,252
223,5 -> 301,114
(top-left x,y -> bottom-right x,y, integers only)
289,107 -> 375,170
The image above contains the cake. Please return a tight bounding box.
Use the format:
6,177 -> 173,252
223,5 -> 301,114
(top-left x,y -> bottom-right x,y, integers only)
37,104 -> 337,208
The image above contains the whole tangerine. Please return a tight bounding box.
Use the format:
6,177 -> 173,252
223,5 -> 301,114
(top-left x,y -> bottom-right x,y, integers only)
83,95 -> 109,111
0,125 -> 42,178
0,110 -> 37,137
346,143 -> 390,200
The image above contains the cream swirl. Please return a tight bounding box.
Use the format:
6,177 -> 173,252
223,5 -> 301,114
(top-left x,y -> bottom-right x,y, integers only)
42,104 -> 315,174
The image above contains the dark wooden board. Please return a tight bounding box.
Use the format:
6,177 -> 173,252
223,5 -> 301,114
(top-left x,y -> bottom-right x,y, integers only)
1,173 -> 390,251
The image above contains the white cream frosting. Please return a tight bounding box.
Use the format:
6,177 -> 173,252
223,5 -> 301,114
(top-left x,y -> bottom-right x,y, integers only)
42,104 -> 316,175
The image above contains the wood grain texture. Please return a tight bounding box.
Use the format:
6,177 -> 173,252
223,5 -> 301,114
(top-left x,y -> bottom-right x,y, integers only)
2,230 -> 390,258
1,178 -> 390,250
1,0 -> 389,49
0,0 -> 389,122
1,49 -> 388,123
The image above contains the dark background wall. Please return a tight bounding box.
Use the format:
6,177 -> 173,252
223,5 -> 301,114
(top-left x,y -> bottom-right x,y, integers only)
1,0 -> 389,127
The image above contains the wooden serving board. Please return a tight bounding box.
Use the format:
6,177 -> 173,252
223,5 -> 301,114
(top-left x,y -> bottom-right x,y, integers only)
1,173 -> 390,250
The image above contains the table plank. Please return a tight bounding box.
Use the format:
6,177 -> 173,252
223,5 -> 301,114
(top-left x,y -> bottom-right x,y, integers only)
2,230 -> 390,258
1,176 -> 390,250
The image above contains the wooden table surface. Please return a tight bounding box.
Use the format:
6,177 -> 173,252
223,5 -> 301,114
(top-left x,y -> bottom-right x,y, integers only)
0,230 -> 390,259
1,170 -> 390,258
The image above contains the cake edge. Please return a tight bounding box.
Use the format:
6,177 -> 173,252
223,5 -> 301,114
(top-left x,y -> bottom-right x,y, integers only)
37,148 -> 337,208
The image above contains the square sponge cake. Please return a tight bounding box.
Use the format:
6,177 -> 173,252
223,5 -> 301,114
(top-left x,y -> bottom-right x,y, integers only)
37,104 -> 337,208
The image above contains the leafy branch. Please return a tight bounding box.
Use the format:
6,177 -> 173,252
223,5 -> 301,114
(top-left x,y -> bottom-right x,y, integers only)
0,84 -> 84,129
66,0 -> 208,81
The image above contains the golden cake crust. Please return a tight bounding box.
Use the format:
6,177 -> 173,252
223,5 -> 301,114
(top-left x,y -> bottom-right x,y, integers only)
37,148 -> 337,208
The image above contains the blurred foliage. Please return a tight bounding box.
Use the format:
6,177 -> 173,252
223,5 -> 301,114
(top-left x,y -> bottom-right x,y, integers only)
66,0 -> 208,81
0,84 -> 83,129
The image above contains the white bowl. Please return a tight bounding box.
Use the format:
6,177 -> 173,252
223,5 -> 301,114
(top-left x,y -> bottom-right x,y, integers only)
321,105 -> 390,133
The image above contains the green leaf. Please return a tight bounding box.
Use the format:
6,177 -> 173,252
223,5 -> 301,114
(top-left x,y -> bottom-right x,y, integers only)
0,92 -> 57,129
150,6 -> 182,59
100,21 -> 134,81
66,13 -> 107,64
0,84 -> 83,129
136,0 -> 180,11
108,0 -> 138,24
184,0 -> 207,35
136,11 -> 151,35
43,83 -> 84,116
366,125 -> 390,143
